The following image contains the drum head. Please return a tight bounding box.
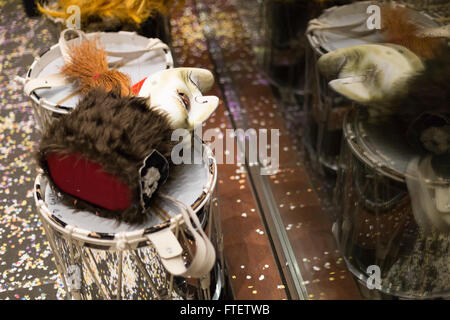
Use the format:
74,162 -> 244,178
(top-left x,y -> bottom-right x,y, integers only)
43,143 -> 215,234
309,1 -> 438,54
344,108 -> 419,182
29,32 -> 170,111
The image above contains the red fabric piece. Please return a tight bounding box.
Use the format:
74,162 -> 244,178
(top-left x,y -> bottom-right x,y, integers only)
47,153 -> 132,211
131,77 -> 148,95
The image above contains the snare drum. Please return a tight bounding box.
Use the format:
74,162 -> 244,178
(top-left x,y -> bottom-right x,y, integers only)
22,30 -> 173,132
34,143 -> 225,300
333,108 -> 450,299
303,1 -> 438,175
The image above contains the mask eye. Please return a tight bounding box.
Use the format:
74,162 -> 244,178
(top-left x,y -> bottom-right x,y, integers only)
177,91 -> 190,111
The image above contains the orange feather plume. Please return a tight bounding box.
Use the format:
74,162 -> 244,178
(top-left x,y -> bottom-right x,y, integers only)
61,39 -> 131,96
380,4 -> 445,59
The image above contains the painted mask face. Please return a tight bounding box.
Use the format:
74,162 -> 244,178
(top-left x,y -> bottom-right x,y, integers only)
136,67 -> 219,130
317,44 -> 424,106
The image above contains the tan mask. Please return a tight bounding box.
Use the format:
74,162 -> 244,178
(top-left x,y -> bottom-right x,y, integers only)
137,67 -> 219,130
317,44 -> 424,106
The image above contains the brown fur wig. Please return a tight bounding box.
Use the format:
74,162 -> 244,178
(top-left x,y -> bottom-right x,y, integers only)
37,89 -> 176,224
38,0 -> 184,27
389,46 -> 450,155
61,38 -> 131,96
381,4 -> 446,59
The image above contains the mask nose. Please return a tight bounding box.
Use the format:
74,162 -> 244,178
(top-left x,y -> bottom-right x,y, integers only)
188,95 -> 219,128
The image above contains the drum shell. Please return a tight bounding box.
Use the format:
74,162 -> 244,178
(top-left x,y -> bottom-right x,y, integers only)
303,39 -> 350,175
52,233 -> 173,300
333,112 -> 450,299
46,210 -> 222,300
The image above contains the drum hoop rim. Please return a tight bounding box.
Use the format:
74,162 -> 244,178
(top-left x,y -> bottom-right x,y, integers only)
306,1 -> 439,56
343,110 -> 450,186
25,31 -> 174,114
341,255 -> 450,299
306,33 -> 327,57
306,0 -> 377,56
343,122 -> 405,183
33,145 -> 218,246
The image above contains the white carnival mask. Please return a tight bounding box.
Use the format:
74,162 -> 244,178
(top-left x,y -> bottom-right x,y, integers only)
317,44 -> 424,106
136,67 -> 219,130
